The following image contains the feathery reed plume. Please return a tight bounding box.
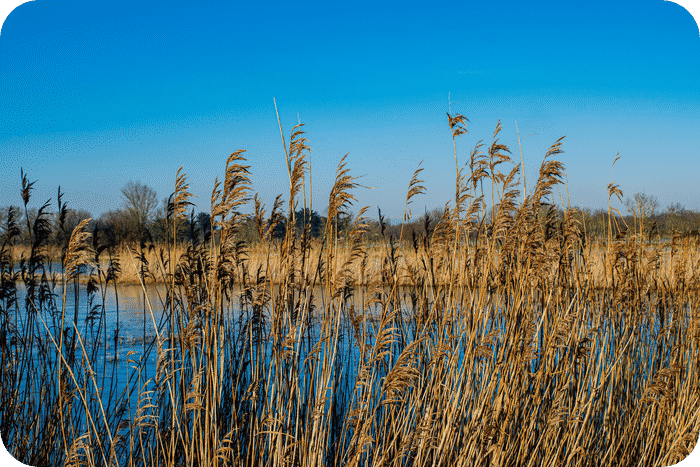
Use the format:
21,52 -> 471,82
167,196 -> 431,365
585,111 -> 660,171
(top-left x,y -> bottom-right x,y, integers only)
447,113 -> 469,222
325,154 -> 360,293
400,162 -> 426,244
487,119 -> 513,220
64,219 -> 96,282
532,136 -> 566,208
171,166 -> 195,221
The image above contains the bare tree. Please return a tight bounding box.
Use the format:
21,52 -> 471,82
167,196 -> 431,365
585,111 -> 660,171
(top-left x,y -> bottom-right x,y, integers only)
625,192 -> 659,238
121,181 -> 158,229
625,192 -> 659,220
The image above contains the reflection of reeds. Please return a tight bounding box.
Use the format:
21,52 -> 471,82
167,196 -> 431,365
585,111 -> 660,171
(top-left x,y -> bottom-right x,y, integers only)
2,115 -> 700,466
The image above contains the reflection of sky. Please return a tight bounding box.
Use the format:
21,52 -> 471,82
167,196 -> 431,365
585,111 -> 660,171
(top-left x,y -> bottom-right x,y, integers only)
12,281 -> 168,343
9,279 -> 373,416
1,0 -> 698,221
6,277 -> 681,447
9,282 -> 167,414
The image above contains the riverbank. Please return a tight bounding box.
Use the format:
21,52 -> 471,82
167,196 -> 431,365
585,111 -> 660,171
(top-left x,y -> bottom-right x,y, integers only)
9,235 -> 700,289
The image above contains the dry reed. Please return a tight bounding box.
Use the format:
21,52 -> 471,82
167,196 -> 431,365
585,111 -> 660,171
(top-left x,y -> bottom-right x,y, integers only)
1,115 -> 699,467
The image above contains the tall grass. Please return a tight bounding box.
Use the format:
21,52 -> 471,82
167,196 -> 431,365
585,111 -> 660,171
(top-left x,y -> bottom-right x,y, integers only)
1,116 -> 699,467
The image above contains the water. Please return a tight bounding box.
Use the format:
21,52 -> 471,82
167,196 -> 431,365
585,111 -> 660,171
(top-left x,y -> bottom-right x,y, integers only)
2,280 -> 165,409
3,276 -> 682,435
3,277 -> 387,415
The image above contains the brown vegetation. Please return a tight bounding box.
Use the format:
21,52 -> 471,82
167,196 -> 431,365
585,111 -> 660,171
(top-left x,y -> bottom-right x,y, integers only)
1,117 -> 699,466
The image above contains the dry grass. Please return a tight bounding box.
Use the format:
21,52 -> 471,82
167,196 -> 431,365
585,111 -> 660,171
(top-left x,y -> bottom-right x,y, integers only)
1,117 -> 699,467
10,238 -> 700,292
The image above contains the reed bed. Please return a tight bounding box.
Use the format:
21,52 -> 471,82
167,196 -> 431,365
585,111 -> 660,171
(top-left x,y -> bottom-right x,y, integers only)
12,235 -> 700,292
1,116 -> 699,467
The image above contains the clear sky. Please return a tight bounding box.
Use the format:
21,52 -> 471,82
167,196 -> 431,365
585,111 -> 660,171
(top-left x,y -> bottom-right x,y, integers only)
1,0 -> 699,222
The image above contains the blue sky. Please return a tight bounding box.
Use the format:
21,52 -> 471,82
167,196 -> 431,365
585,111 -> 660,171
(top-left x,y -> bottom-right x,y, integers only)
0,0 -> 699,221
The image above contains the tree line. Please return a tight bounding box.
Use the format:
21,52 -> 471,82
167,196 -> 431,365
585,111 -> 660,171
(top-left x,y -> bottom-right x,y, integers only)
2,179 -> 699,251
0,180 -> 359,251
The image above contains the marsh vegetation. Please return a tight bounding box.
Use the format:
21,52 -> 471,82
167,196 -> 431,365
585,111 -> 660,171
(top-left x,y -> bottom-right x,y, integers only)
1,114 -> 699,466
